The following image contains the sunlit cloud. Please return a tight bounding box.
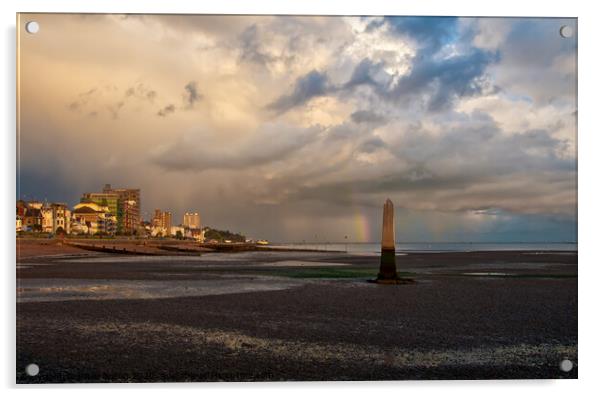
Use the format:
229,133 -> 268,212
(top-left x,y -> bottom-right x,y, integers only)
18,14 -> 577,242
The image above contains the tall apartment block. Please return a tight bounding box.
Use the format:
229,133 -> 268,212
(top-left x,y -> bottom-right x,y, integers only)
183,212 -> 201,229
103,184 -> 141,234
82,184 -> 141,234
152,209 -> 172,231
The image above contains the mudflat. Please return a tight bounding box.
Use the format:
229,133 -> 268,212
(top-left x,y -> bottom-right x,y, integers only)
16,239 -> 577,382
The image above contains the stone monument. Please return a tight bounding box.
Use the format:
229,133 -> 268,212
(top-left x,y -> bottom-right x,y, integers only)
375,199 -> 412,284
377,198 -> 398,282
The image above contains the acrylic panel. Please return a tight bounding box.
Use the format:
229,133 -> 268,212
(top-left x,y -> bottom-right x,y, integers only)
16,13 -> 577,383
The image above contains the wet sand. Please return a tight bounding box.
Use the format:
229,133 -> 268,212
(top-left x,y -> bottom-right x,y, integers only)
16,240 -> 577,382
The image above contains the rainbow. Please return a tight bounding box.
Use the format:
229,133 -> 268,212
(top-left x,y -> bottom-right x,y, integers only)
353,210 -> 372,243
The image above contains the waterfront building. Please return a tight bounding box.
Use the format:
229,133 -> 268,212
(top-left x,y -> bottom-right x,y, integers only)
51,203 -> 71,234
152,209 -> 172,230
102,184 -> 141,234
82,184 -> 141,234
19,202 -> 42,232
183,212 -> 201,229
40,202 -> 71,234
17,200 -> 69,233
151,209 -> 172,237
81,192 -> 119,223
41,204 -> 54,233
72,201 -> 117,235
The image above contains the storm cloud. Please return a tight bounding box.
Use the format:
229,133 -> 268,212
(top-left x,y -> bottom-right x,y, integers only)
267,70 -> 332,114
151,123 -> 320,171
18,14 -> 577,242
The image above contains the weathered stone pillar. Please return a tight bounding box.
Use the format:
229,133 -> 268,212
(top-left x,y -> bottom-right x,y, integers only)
377,198 -> 399,281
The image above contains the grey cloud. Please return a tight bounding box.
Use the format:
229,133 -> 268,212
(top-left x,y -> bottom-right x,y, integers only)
291,170 -> 476,206
68,83 -> 160,119
350,110 -> 387,124
151,123 -> 320,172
344,49 -> 496,112
253,114 -> 575,217
390,118 -> 573,177
239,24 -> 278,66
343,59 -> 387,92
70,81 -> 203,120
256,17 -> 493,114
157,81 -> 203,116
357,137 -> 387,153
183,81 -> 202,107
157,104 -> 176,117
271,43 -> 495,114
237,19 -> 338,71
341,17 -> 497,111
21,15 -> 576,243
267,70 -> 332,114
125,83 -> 157,103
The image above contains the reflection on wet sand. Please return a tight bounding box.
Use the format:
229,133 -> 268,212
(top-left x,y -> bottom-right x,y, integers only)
18,276 -> 304,303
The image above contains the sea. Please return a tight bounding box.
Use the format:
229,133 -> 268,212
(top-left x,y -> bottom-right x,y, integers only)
269,242 -> 577,255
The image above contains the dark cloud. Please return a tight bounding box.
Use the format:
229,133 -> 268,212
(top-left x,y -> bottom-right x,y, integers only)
183,81 -> 202,108
20,15 -> 576,242
68,81 -> 201,120
125,83 -> 157,103
267,70 -> 332,114
251,113 -> 575,219
340,17 -> 498,111
270,18 -> 496,114
237,20 -> 329,71
343,58 -> 387,92
350,110 -> 387,124
68,83 -> 159,118
396,49 -> 497,111
388,116 -> 573,177
357,137 -> 387,153
157,81 -> 203,116
157,104 -> 176,117
239,24 -> 277,66
151,123 -> 319,172
342,49 -> 496,112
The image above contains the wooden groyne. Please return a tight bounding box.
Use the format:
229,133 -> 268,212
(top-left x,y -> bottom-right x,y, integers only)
64,242 -> 162,256
63,240 -> 345,255
156,245 -> 215,254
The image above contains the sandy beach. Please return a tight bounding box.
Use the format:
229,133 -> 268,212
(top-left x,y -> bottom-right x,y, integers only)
16,239 -> 577,382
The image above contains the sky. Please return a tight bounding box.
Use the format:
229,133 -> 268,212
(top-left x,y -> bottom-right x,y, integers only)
17,14 -> 577,242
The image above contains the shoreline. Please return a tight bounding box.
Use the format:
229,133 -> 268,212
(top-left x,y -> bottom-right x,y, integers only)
16,241 -> 577,382
16,238 -> 577,261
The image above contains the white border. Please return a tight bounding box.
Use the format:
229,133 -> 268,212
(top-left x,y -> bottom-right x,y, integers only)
2,0 -> 600,396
